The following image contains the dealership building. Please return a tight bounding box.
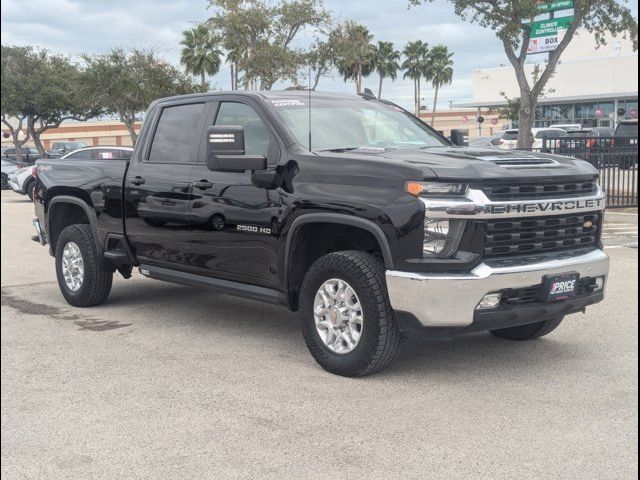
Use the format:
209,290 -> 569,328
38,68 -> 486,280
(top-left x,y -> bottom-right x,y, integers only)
454,30 -> 638,135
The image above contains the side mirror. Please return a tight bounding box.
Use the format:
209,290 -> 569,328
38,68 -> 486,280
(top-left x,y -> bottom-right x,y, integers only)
206,125 -> 267,173
450,129 -> 467,146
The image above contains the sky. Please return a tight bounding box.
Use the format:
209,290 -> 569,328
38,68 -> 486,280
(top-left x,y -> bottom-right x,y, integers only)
1,0 -> 637,111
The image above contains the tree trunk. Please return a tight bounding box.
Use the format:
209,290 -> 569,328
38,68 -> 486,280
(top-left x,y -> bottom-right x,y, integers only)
234,64 -> 239,91
517,93 -> 535,149
26,119 -> 47,158
123,116 -> 138,145
431,84 -> 439,126
417,78 -> 421,117
356,63 -> 362,94
413,79 -> 418,116
230,64 -> 235,90
1,116 -> 29,162
378,74 -> 383,99
12,135 -> 24,163
200,70 -> 206,89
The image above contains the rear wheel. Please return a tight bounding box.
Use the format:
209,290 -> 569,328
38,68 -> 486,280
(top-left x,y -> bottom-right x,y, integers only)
55,224 -> 113,307
490,317 -> 564,341
1,174 -> 8,190
299,251 -> 400,377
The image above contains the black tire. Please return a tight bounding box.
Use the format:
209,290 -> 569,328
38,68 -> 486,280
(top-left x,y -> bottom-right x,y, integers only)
1,174 -> 8,190
490,317 -> 564,341
55,224 -> 113,307
25,180 -> 35,201
299,251 -> 400,377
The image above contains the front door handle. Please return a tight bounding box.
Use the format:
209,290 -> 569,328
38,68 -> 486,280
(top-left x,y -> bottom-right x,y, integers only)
193,180 -> 213,190
130,176 -> 145,186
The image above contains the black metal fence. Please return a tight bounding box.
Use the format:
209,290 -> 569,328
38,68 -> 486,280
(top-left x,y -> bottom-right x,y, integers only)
539,137 -> 638,208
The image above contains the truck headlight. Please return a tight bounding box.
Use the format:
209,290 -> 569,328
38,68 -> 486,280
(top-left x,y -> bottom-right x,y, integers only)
406,181 -> 468,197
423,218 -> 466,257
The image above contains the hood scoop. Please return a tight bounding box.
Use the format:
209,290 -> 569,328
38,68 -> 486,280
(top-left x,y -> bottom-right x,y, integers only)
489,156 -> 561,169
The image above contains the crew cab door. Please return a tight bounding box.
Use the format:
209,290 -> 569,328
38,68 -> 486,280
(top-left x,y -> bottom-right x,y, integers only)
124,100 -> 208,267
187,100 -> 282,288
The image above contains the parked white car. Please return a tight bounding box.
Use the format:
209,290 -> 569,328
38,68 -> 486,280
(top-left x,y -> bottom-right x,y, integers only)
2,158 -> 22,189
55,146 -> 133,161
8,165 -> 37,200
468,132 -> 506,148
550,123 -> 582,132
499,128 -> 568,150
8,146 -> 134,200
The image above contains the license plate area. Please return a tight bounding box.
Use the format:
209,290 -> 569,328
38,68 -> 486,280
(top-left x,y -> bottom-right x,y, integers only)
542,272 -> 580,303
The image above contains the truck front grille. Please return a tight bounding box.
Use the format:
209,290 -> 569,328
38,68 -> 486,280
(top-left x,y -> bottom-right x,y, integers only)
483,212 -> 601,259
482,181 -> 598,201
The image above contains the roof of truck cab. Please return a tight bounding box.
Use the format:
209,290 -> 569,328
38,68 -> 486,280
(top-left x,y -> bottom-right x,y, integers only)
150,90 -> 373,106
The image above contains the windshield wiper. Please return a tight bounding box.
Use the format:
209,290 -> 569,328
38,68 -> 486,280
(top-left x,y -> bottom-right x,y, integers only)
316,147 -> 362,153
317,146 -> 397,153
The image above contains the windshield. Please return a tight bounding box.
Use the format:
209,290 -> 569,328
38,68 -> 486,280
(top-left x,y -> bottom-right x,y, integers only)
267,97 -> 448,151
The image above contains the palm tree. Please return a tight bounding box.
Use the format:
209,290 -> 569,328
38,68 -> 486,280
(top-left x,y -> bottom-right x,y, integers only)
426,45 -> 454,126
334,22 -> 375,94
180,25 -> 223,89
226,48 -> 243,90
402,40 -> 429,116
374,41 -> 400,99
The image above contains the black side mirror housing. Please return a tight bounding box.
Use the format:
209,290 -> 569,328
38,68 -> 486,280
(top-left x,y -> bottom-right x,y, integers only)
206,125 -> 267,173
450,129 -> 467,147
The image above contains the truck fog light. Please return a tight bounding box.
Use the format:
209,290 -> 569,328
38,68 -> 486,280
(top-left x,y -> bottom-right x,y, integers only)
594,276 -> 605,291
423,218 -> 466,257
477,292 -> 502,310
423,218 -> 449,255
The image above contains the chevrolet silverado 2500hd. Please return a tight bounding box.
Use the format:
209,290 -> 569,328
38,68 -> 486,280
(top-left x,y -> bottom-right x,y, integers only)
33,91 -> 610,376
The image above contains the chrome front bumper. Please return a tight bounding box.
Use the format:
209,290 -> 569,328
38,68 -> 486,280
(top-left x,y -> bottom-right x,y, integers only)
386,249 -> 610,327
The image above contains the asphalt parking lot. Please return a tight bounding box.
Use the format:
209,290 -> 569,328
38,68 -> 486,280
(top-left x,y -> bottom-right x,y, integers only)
1,190 -> 638,479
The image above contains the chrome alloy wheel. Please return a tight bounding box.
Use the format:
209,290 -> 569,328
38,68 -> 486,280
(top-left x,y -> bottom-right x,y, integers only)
313,279 -> 364,354
61,242 -> 84,292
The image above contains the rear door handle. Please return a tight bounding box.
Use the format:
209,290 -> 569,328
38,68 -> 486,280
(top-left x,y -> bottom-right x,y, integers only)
130,176 -> 145,186
193,180 -> 213,190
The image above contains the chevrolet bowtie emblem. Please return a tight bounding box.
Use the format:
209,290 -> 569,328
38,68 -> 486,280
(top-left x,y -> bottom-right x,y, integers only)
584,220 -> 594,228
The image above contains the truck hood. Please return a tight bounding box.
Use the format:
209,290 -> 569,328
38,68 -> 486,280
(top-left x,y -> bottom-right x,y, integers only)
328,146 -> 599,183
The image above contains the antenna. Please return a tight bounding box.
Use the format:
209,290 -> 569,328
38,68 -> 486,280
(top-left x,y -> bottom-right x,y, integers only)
308,67 -> 312,152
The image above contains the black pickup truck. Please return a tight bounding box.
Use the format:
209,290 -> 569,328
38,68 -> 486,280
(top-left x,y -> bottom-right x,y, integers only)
33,91 -> 610,376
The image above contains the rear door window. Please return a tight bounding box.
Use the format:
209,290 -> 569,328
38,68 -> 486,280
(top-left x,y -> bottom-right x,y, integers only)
148,103 -> 206,163
502,131 -> 519,141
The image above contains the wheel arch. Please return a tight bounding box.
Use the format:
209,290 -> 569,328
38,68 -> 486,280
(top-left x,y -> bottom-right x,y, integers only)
283,213 -> 394,311
47,195 -> 102,258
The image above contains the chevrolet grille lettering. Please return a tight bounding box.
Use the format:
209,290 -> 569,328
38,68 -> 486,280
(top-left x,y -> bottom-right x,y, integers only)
485,198 -> 603,215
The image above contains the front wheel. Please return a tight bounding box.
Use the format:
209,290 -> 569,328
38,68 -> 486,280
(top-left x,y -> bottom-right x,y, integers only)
299,251 -> 400,377
55,224 -> 113,307
490,317 -> 564,341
